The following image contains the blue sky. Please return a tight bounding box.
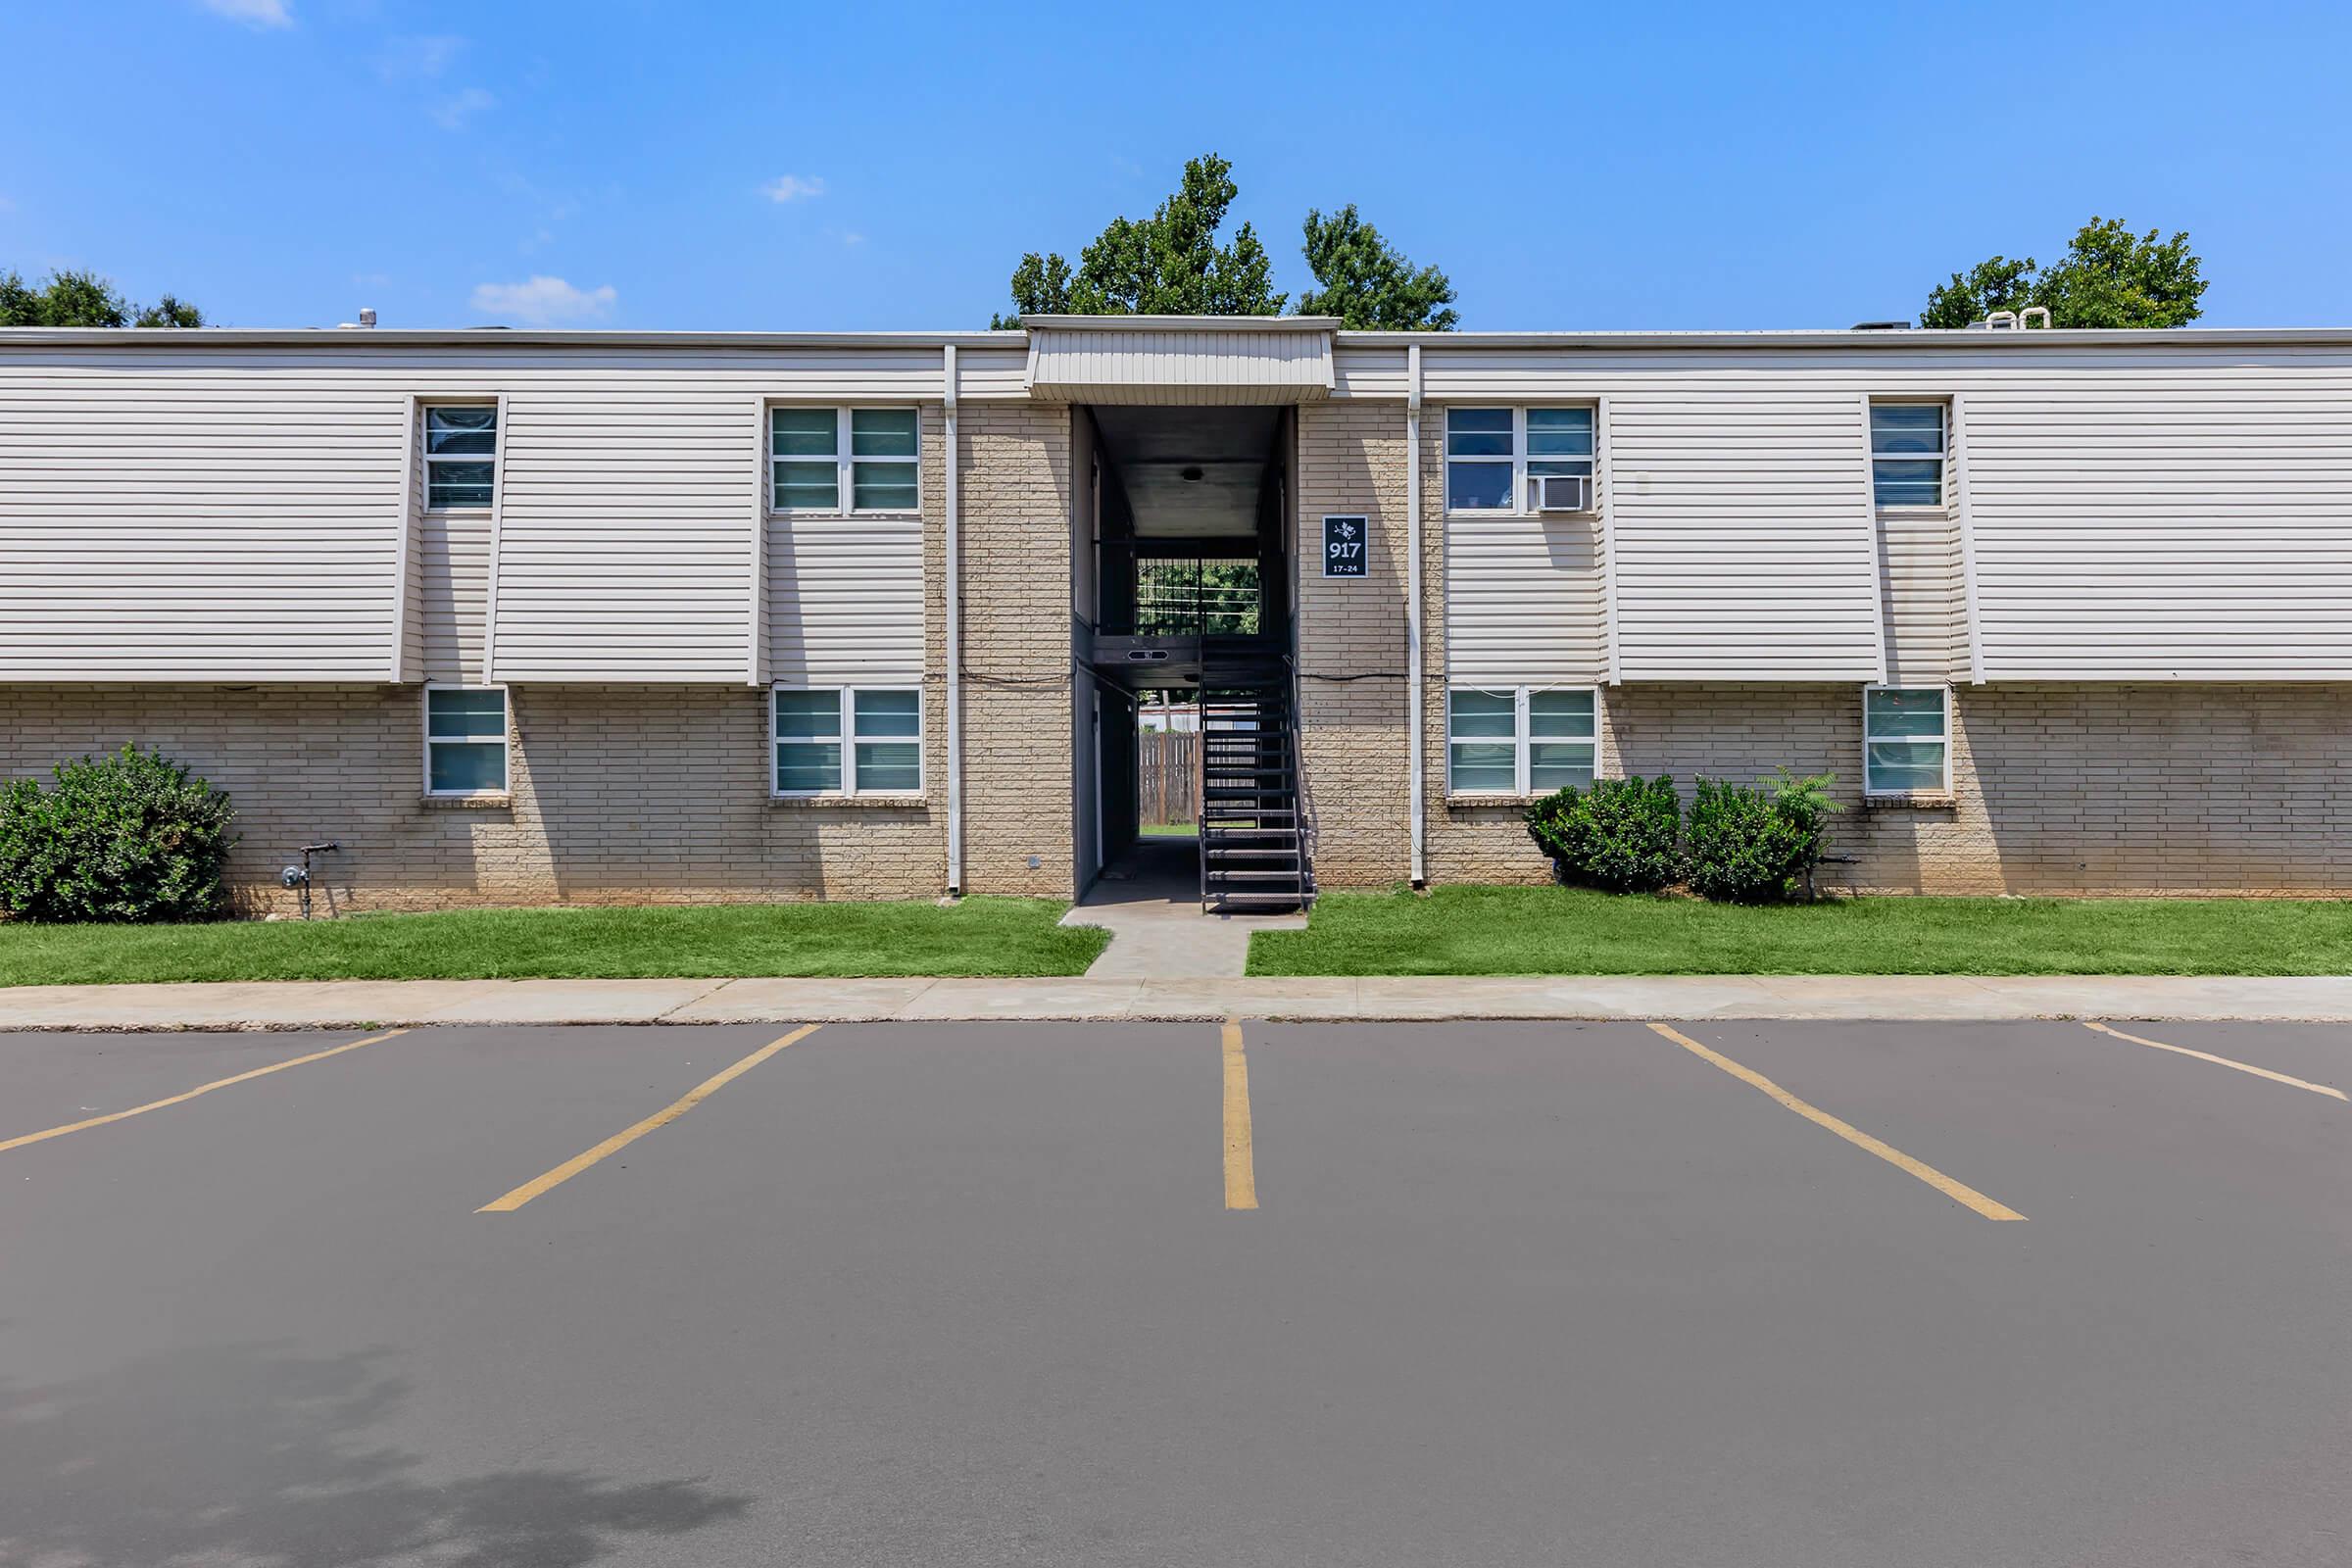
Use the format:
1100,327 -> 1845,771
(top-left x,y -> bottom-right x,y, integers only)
6,0 -> 2349,331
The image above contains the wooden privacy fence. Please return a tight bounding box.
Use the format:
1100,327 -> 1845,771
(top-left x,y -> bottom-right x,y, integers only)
1140,729 -> 1198,826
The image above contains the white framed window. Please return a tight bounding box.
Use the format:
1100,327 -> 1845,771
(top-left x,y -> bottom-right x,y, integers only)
1869,402 -> 1947,509
1863,685 -> 1951,796
1445,407 -> 1595,514
769,407 -> 920,514
423,405 -> 497,510
772,686 -> 923,797
1447,687 -> 1597,796
423,685 -> 509,797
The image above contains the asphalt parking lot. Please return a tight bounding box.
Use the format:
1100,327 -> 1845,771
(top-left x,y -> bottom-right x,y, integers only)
1,1017 -> 2345,1567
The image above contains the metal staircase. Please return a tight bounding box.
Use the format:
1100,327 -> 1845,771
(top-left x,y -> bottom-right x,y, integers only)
1198,647 -> 1312,913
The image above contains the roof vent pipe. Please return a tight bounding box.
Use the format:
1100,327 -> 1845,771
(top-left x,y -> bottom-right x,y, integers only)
359,307 -> 377,328
1983,310 -> 2020,330
2018,306 -> 2050,329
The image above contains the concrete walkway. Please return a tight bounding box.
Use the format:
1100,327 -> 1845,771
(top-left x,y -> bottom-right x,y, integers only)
1062,834 -> 1305,979
4,973 -> 2351,1031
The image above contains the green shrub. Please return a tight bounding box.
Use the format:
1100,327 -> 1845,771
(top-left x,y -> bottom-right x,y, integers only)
0,746 -> 237,922
1526,775 -> 1683,892
1684,768 -> 1841,904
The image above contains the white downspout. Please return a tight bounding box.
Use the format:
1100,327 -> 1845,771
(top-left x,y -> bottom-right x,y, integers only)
1405,342 -> 1426,888
943,345 -> 964,897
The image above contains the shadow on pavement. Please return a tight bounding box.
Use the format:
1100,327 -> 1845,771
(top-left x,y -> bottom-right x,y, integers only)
0,1342 -> 753,1566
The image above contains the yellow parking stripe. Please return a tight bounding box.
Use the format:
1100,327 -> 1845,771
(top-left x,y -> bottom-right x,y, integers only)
477,1023 -> 821,1213
2081,1021 -> 2346,1102
1223,1020 -> 1257,1211
1646,1022 -> 2027,1222
0,1029 -> 410,1155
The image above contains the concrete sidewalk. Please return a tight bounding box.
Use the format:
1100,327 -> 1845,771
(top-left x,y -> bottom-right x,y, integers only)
3,973 -> 2351,1030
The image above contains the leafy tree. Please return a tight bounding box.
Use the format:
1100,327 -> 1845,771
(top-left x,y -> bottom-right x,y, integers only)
1298,204 -> 1457,329
1918,255 -> 2037,329
993,154 -> 1285,326
136,293 -> 205,327
1921,218 -> 2206,328
2034,219 -> 2206,328
0,268 -> 205,327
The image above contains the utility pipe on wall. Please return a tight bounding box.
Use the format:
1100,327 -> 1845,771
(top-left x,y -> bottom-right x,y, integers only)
1405,342 -> 1426,887
943,345 -> 964,896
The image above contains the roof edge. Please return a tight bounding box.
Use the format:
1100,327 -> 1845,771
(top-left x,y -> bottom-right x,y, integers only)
1021,314 -> 1341,331
1334,326 -> 2352,349
0,327 -> 1029,350
4,324 -> 2350,351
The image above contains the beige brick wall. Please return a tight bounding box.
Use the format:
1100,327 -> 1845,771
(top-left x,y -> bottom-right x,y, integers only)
1294,401 -> 1413,886
1429,682 -> 2352,896
0,683 -> 950,914
957,401 -> 1076,897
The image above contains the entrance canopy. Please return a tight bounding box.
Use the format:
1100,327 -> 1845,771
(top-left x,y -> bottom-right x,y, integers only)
1022,315 -> 1338,405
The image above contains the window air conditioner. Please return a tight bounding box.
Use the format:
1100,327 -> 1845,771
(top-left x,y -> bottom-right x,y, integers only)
1533,472 -> 1593,513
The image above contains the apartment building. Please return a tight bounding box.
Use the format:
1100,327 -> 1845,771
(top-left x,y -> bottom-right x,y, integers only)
2,315 -> 2347,913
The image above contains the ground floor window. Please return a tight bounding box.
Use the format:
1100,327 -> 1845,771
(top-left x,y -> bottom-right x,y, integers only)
1447,687 -> 1597,795
1863,685 -> 1951,795
773,686 -> 922,796
424,686 -> 508,796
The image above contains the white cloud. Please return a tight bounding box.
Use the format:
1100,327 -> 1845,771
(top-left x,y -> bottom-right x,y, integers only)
427,86 -> 495,130
351,270 -> 392,287
469,275 -> 616,325
763,174 -> 826,203
379,33 -> 463,80
200,0 -> 293,26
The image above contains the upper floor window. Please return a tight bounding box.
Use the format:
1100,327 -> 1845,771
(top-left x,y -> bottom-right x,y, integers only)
1869,403 -> 1946,509
770,408 -> 920,514
1863,685 -> 1951,795
1445,407 -> 1594,514
423,406 -> 496,509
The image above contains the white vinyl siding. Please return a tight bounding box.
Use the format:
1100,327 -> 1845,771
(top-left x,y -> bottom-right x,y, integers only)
419,506 -> 493,682
0,360 -> 406,681
423,685 -> 508,796
490,390 -> 752,682
0,340 -> 984,686
1863,686 -> 1950,796
771,685 -> 923,797
1447,687 -> 1596,796
1967,379 -> 2352,679
1876,505 -> 1963,685
1025,321 -> 1336,404
1608,390 -> 1885,681
1444,511 -> 1606,685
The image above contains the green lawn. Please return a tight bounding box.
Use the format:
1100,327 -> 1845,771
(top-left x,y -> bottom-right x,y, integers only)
0,898 -> 1108,986
1138,822 -> 1197,837
1247,885 -> 2352,976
